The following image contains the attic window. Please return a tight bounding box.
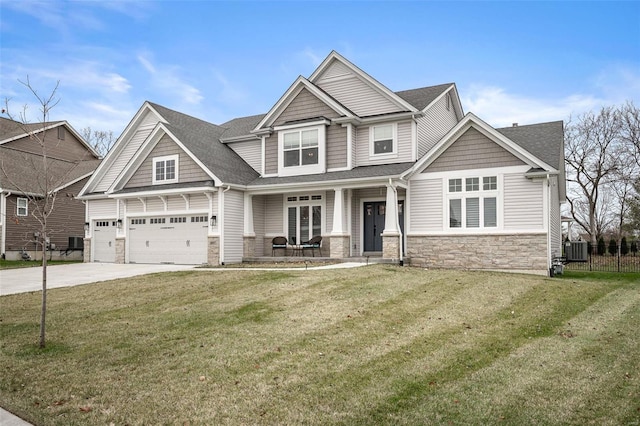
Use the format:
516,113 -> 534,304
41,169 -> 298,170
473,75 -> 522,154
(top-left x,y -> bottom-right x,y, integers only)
153,155 -> 178,184
57,127 -> 65,140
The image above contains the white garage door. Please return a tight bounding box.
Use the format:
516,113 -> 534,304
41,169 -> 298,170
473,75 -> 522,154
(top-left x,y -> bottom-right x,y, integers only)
128,215 -> 208,265
93,220 -> 117,262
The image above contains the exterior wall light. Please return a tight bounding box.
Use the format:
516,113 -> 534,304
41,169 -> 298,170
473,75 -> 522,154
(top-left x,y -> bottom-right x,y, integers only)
210,215 -> 217,227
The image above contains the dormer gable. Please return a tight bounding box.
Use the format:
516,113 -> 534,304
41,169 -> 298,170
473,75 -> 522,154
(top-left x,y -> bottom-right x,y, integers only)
309,51 -> 417,117
252,76 -> 353,134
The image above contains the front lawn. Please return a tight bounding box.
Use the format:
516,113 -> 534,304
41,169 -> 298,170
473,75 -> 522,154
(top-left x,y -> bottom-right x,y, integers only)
0,266 -> 638,425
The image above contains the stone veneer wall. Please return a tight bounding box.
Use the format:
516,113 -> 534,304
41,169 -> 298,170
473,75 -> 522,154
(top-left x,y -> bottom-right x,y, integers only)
407,233 -> 548,273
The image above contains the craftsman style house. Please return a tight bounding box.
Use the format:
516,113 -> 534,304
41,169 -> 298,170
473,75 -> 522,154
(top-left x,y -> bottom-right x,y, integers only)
0,118 -> 101,260
78,51 -> 565,275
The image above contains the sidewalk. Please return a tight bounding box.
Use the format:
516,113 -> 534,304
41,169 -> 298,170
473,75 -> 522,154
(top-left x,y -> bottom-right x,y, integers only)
0,408 -> 32,426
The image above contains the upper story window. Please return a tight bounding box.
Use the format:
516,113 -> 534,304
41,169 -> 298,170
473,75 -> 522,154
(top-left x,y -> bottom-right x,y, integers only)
276,121 -> 327,177
17,197 -> 28,216
57,127 -> 65,140
284,129 -> 318,167
448,176 -> 498,229
370,123 -> 397,157
153,155 -> 178,184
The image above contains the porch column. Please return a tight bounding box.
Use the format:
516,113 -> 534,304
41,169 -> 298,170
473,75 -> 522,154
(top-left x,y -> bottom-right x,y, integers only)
330,188 -> 350,258
243,193 -> 255,258
381,184 -> 401,260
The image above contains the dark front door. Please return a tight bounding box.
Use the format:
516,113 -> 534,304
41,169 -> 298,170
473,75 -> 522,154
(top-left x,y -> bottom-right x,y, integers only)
363,201 -> 405,253
363,202 -> 386,252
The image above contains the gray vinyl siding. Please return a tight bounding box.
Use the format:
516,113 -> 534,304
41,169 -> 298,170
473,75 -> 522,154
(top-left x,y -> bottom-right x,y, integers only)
503,174 -> 544,230
94,112 -> 158,192
264,194 -> 284,234
355,121 -> 413,167
126,198 -> 144,213
315,61 -> 401,117
417,94 -> 460,158
145,197 -> 164,212
253,195 -> 265,256
124,135 -> 210,188
327,124 -> 347,169
190,194 -> 211,211
265,134 -> 278,175
228,140 -> 261,173
425,128 -> 525,173
222,189 -> 244,263
274,88 -> 339,126
408,178 -> 443,232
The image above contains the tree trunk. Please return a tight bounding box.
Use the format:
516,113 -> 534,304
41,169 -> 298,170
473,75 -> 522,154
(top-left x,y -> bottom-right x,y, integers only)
39,234 -> 47,348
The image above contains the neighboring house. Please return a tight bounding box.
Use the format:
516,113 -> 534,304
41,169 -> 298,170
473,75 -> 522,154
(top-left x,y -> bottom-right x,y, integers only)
0,118 -> 101,260
78,51 -> 565,275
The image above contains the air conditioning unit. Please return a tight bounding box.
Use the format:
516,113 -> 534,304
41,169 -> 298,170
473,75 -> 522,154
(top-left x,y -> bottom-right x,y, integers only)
565,241 -> 588,262
68,236 -> 84,250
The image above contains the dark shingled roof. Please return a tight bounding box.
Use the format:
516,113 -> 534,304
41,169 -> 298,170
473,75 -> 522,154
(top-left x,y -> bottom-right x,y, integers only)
496,121 -> 564,170
220,114 -> 266,140
249,162 -> 415,187
395,84 -> 453,110
148,103 -> 260,186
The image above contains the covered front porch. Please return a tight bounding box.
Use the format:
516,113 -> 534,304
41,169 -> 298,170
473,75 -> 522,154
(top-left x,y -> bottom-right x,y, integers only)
241,180 -> 406,263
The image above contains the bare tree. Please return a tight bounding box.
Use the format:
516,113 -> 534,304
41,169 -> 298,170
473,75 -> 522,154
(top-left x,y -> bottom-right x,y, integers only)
565,106 -> 624,251
1,77 -> 80,348
620,101 -> 640,168
82,127 -> 115,157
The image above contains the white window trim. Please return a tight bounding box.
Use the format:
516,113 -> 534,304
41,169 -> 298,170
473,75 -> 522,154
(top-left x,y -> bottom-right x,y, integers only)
369,123 -> 398,160
17,197 -> 28,217
152,154 -> 179,185
277,124 -> 326,177
444,173 -> 501,232
283,193 -> 326,244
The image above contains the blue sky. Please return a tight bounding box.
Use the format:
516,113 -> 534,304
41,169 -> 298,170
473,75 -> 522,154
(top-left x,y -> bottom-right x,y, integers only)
1,0 -> 639,137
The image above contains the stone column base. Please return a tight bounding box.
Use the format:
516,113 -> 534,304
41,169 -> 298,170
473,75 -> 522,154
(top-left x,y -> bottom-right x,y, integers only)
329,235 -> 350,258
115,238 -> 125,264
83,238 -> 91,263
243,235 -> 255,258
382,233 -> 401,260
208,236 -> 220,265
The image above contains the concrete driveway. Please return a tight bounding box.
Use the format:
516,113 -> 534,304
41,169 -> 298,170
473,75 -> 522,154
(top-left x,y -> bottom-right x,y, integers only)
0,263 -> 196,296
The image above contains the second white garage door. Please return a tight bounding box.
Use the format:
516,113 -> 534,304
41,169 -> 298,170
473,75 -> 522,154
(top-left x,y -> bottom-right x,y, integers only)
128,215 -> 208,265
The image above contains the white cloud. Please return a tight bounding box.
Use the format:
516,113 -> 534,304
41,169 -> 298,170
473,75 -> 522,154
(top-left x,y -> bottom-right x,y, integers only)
137,54 -> 203,106
462,65 -> 640,128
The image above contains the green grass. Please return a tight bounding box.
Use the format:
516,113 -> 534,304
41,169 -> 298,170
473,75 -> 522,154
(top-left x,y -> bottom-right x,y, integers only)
0,266 -> 638,425
0,259 -> 82,270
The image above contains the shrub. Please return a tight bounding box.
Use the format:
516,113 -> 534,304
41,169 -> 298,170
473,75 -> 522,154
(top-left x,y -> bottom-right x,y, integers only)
631,239 -> 638,255
597,237 -> 606,256
608,238 -> 617,256
621,236 -> 629,256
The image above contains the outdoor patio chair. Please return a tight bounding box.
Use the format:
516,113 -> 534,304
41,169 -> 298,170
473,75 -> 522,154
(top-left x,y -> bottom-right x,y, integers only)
301,235 -> 322,257
272,236 -> 288,256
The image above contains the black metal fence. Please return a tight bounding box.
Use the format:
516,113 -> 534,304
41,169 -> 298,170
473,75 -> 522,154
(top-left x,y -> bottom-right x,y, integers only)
564,251 -> 640,273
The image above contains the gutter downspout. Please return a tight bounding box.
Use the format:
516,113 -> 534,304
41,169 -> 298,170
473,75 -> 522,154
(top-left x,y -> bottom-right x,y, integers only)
218,185 -> 231,265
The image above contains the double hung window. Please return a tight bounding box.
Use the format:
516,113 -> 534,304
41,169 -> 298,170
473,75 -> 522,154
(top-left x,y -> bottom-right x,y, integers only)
153,155 -> 178,184
371,123 -> 396,156
277,122 -> 326,176
17,197 -> 28,216
284,129 -> 318,167
448,176 -> 498,229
